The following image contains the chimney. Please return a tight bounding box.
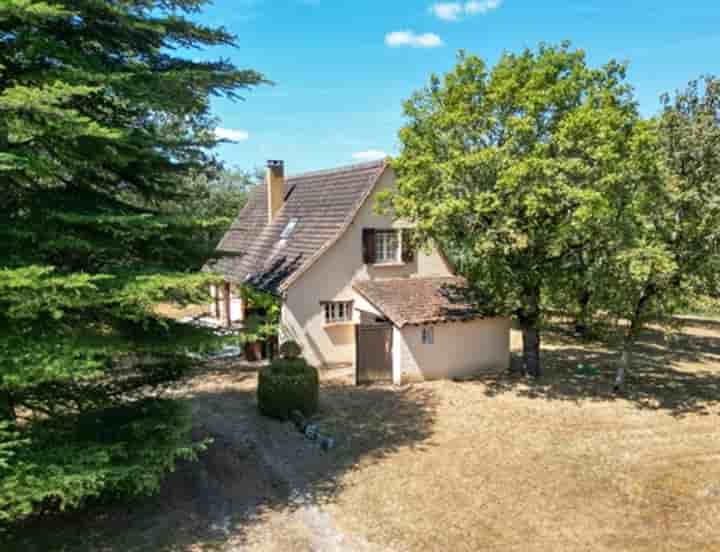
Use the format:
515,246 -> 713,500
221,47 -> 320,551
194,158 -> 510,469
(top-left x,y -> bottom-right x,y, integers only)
266,160 -> 285,224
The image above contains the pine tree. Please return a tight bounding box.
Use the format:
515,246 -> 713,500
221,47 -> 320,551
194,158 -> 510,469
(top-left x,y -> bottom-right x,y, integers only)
0,0 -> 265,522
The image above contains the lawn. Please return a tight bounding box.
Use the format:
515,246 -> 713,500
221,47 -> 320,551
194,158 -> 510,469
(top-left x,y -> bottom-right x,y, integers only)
6,321 -> 720,551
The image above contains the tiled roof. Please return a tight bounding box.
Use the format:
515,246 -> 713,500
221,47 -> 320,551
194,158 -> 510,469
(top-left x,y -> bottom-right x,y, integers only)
353,277 -> 483,328
205,160 -> 386,294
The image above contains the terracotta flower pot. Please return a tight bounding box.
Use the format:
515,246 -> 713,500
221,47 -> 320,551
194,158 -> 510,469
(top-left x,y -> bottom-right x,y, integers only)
244,341 -> 263,361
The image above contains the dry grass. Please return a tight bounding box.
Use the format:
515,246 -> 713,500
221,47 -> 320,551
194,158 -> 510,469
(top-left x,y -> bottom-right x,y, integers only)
155,302 -> 209,319
7,321 -> 720,551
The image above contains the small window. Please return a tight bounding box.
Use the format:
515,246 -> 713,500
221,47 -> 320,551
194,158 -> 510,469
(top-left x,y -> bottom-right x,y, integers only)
323,301 -> 354,324
422,326 -> 434,345
280,218 -> 299,239
375,230 -> 400,264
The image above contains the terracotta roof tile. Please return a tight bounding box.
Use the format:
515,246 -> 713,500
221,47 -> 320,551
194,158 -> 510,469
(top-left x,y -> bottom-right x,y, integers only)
353,277 -> 483,328
205,160 -> 386,293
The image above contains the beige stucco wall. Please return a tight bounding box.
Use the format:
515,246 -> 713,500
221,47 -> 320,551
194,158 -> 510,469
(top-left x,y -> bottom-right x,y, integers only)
209,284 -> 244,324
396,317 -> 511,383
282,167 -> 453,366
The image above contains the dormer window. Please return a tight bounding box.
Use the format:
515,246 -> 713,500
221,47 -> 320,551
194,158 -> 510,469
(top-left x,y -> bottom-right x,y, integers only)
281,218 -> 299,239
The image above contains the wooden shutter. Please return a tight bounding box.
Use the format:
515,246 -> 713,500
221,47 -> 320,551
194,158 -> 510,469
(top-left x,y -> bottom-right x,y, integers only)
401,229 -> 415,263
362,228 -> 376,264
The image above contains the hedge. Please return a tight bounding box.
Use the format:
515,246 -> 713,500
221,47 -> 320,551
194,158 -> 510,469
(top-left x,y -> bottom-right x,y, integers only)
257,359 -> 319,420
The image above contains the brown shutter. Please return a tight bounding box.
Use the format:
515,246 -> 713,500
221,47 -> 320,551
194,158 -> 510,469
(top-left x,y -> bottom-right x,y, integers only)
363,228 -> 376,264
401,229 -> 415,263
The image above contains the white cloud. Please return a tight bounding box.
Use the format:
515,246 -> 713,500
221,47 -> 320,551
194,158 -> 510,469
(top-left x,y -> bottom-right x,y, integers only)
430,2 -> 464,21
352,150 -> 388,161
466,0 -> 502,14
430,0 -> 502,21
214,127 -> 249,141
385,30 -> 444,48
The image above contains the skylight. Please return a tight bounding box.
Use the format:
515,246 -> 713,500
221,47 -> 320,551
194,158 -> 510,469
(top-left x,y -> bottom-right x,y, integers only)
280,218 -> 299,239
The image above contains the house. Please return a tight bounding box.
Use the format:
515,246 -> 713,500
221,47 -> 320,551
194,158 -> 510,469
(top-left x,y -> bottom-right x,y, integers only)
205,159 -> 510,384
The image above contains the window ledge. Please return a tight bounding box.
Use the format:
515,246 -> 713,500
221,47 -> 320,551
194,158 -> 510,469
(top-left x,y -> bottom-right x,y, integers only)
324,321 -> 357,328
371,261 -> 406,268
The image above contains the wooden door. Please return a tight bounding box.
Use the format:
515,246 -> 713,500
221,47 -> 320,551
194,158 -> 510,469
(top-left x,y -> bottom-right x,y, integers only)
355,323 -> 393,384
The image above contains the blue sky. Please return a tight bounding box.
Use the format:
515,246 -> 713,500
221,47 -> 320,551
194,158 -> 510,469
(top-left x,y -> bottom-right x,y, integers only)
189,0 -> 720,174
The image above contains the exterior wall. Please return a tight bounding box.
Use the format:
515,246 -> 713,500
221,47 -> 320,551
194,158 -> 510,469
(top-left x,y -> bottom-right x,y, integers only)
209,284 -> 244,325
229,289 -> 244,323
209,284 -> 219,318
396,317 -> 511,382
282,168 -> 453,366
392,326 -> 403,385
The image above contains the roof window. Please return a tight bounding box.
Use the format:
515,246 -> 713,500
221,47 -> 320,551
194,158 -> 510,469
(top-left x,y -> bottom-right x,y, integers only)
280,218 -> 299,239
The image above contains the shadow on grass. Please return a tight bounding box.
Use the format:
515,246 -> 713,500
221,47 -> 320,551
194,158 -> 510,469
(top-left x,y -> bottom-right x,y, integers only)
5,364 -> 437,551
481,321 -> 720,417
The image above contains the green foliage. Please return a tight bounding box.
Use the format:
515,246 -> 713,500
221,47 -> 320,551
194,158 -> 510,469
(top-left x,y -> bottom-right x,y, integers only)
591,77 -> 720,354
279,340 -> 303,360
148,167 -> 262,249
257,359 -> 319,420
385,42 -> 641,375
0,0 -> 264,524
239,286 -> 281,345
0,399 -> 206,523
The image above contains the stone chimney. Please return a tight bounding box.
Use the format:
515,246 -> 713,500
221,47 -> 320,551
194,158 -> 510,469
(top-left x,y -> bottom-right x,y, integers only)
266,160 -> 285,224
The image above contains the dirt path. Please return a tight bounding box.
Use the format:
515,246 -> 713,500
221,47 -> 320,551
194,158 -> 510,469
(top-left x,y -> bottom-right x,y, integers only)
185,365 -> 387,551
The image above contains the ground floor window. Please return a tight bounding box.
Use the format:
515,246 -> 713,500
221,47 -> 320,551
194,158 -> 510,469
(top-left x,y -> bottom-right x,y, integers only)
422,326 -> 434,345
323,301 -> 354,324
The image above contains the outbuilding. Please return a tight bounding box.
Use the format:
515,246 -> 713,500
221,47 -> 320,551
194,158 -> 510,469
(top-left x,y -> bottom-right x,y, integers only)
353,278 -> 511,384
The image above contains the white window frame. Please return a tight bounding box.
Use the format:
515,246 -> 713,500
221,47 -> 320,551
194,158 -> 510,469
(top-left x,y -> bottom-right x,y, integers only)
374,229 -> 401,264
322,301 -> 354,325
421,326 -> 434,345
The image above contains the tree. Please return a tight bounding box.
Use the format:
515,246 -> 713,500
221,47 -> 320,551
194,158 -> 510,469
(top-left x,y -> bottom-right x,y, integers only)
0,0 -> 265,522
155,167 -> 262,248
386,43 -> 640,376
594,77 -> 720,389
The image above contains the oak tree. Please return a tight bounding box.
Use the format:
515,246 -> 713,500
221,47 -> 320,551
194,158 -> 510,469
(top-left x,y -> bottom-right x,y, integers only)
387,43 -> 640,376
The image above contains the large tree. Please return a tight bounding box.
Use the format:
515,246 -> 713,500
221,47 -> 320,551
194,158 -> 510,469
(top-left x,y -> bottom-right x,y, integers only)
0,0 -> 264,522
594,77 -> 720,389
386,43 -> 640,376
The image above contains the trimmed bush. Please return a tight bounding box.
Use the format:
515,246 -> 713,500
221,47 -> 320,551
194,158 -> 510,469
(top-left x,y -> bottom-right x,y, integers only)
257,359 -> 319,420
278,340 -> 302,359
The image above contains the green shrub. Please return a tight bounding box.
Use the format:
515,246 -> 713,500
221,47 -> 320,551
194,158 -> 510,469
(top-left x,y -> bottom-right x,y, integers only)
257,359 -> 319,420
0,399 -> 205,524
278,340 -> 302,359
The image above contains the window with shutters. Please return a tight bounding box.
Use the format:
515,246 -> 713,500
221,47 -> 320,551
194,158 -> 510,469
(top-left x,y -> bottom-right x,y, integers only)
422,326 -> 434,345
322,301 -> 354,324
374,230 -> 401,264
364,228 -> 414,265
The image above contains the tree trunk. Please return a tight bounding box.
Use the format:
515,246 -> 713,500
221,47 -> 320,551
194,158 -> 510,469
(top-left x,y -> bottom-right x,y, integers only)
519,290 -> 542,377
522,325 -> 541,377
614,339 -> 633,392
0,390 -> 16,422
574,289 -> 591,336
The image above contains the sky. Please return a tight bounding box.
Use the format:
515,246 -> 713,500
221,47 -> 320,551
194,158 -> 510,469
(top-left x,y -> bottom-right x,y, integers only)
186,0 -> 720,174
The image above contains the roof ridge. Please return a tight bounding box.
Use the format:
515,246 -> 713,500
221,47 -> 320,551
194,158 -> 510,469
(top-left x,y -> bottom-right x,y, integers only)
286,159 -> 386,181
355,276 -> 463,284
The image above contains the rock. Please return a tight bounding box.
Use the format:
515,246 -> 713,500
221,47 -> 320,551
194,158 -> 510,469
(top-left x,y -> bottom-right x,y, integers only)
304,424 -> 319,440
